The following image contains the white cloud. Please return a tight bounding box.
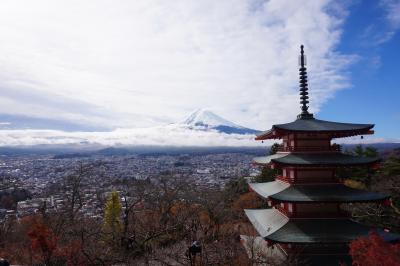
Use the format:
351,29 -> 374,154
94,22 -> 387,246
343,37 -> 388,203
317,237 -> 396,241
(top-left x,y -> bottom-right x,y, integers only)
0,126 -> 396,147
0,0 -> 352,131
364,0 -> 400,45
0,125 -> 267,147
335,135 -> 400,145
382,0 -> 400,28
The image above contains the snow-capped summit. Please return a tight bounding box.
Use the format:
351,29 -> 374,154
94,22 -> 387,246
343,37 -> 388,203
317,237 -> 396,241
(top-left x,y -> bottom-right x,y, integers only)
183,109 -> 241,128
182,109 -> 260,135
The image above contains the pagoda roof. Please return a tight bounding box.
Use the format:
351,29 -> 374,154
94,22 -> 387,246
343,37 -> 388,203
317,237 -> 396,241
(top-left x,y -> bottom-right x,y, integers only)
249,181 -> 389,203
256,118 -> 374,140
253,153 -> 379,167
244,209 -> 289,237
249,180 -> 290,198
245,209 -> 399,244
253,153 -> 286,165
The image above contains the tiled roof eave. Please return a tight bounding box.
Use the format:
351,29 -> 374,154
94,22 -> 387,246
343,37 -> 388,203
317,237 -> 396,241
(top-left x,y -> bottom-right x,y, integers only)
249,181 -> 290,199
269,195 -> 390,204
258,183 -> 390,204
271,161 -> 380,167
252,153 -> 381,167
262,218 -> 400,244
256,129 -> 373,140
255,121 -> 374,140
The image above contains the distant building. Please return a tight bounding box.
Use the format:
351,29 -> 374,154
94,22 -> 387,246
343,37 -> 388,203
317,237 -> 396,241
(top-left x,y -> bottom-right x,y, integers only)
243,45 -> 399,265
17,197 -> 55,217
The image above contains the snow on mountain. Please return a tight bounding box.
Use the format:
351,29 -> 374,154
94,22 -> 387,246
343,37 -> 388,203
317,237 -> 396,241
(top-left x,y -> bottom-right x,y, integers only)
181,109 -> 260,135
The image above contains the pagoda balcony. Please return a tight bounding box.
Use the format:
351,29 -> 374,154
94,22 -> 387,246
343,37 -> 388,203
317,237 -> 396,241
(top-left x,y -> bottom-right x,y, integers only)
276,175 -> 336,184
253,153 -> 380,167
277,144 -> 341,153
276,206 -> 349,218
276,175 -> 291,183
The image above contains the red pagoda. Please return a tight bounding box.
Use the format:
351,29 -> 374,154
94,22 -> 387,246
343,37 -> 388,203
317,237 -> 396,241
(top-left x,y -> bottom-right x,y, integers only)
244,45 -> 399,265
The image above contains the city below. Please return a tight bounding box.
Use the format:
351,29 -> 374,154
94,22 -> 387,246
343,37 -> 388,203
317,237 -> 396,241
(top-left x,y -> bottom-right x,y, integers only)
0,148 -> 262,222
1,142 -> 399,223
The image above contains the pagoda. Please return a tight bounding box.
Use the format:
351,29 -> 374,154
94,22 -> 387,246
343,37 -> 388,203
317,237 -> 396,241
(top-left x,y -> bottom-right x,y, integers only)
244,45 -> 399,265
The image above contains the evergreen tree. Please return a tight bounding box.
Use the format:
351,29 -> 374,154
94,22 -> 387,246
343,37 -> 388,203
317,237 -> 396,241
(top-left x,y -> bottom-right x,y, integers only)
353,145 -> 364,157
340,145 -> 379,187
251,143 -> 281,183
364,146 -> 378,158
252,167 -> 278,183
269,143 -> 280,155
381,156 -> 400,176
103,190 -> 122,244
349,145 -> 378,158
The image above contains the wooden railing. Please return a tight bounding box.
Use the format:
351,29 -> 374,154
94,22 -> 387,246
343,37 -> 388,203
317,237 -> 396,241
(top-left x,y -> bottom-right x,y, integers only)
276,175 -> 336,184
278,144 -> 341,152
276,175 -> 291,183
276,206 -> 349,218
292,210 -> 349,218
276,207 -> 290,216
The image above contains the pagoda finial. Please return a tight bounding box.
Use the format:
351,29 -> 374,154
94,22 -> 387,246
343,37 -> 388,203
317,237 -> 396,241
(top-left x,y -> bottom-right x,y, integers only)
297,45 -> 314,119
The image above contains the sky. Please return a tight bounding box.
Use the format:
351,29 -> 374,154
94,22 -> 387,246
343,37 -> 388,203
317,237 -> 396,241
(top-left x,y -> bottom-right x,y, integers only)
0,0 -> 399,146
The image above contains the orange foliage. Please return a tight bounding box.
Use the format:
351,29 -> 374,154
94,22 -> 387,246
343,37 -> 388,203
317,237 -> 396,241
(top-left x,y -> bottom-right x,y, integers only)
27,218 -> 58,263
23,216 -> 87,265
232,192 -> 263,211
199,210 -> 211,225
170,201 -> 188,215
58,240 -> 86,266
349,231 -> 400,266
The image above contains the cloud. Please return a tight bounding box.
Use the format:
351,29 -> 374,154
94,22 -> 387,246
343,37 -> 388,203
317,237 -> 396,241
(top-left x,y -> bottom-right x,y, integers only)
0,0 -> 352,131
335,135 -> 400,145
361,1 -> 400,45
0,126 -> 396,147
382,0 -> 400,28
0,125 -> 266,147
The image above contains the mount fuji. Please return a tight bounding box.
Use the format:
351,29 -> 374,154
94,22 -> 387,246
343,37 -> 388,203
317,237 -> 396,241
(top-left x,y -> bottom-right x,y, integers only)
180,109 -> 260,135
0,109 -> 262,147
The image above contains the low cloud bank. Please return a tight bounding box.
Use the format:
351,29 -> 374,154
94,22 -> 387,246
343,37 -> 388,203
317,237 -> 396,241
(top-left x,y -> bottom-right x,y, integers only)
0,125 -> 264,147
0,125 -> 396,147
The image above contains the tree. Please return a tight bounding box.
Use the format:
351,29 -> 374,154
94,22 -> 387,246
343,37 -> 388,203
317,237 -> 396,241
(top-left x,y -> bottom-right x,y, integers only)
269,143 -> 280,155
118,178 -> 151,255
348,145 -> 378,158
340,145 -> 378,187
381,156 -> 400,176
232,192 -> 263,211
62,163 -> 94,222
58,240 -> 86,266
353,145 -> 364,157
349,232 -> 400,266
252,167 -> 279,183
103,190 -> 122,245
364,146 -> 379,158
224,176 -> 249,197
369,154 -> 400,228
249,142 -> 281,183
27,218 -> 58,265
346,153 -> 400,234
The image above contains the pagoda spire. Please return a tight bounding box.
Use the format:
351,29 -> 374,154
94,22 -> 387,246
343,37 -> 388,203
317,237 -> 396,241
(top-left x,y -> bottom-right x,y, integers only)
297,45 -> 314,119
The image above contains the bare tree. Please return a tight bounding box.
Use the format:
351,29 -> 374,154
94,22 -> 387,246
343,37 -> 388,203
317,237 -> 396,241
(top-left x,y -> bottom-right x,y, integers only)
62,162 -> 94,222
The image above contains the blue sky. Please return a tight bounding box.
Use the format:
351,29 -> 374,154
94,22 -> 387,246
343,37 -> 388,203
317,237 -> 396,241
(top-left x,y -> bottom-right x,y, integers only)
0,0 -> 398,146
319,1 -> 400,140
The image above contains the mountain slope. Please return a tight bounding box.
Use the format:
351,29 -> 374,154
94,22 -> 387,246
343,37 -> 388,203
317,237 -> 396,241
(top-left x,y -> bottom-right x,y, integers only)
181,109 -> 260,135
